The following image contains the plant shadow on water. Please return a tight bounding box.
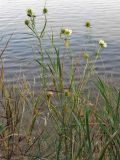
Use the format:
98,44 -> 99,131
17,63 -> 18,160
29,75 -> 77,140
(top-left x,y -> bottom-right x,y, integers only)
0,3 -> 120,160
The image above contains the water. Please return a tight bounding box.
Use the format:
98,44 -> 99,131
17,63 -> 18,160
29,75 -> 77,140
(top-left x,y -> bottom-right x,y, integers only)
0,0 -> 120,86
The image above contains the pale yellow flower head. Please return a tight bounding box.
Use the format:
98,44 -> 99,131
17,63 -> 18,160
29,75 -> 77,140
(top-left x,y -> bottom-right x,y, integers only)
60,28 -> 72,36
65,29 -> 72,35
99,39 -> 107,48
46,91 -> 53,100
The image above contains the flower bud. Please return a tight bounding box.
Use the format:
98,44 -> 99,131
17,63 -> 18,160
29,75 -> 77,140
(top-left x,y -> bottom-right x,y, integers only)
85,21 -> 91,28
43,8 -> 48,14
27,8 -> 33,17
25,19 -> 30,26
60,28 -> 66,35
83,52 -> 90,60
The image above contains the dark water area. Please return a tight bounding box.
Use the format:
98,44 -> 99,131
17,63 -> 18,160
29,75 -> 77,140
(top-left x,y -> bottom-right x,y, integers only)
0,0 -> 120,87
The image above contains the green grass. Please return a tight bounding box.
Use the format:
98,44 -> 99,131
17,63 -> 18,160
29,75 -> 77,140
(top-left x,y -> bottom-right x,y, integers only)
0,5 -> 119,160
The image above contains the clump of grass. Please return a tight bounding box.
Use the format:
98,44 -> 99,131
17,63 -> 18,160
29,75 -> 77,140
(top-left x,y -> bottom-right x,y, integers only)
0,3 -> 119,160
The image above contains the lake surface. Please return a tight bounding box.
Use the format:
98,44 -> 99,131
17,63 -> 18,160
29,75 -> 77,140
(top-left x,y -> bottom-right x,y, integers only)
0,0 -> 120,86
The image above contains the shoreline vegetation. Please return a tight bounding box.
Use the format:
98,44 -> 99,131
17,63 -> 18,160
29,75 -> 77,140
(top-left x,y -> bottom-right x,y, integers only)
0,5 -> 120,160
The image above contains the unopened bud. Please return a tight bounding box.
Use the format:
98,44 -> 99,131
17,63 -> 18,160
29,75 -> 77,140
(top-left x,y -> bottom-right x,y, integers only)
27,8 -> 33,17
43,8 -> 48,14
25,19 -> 30,26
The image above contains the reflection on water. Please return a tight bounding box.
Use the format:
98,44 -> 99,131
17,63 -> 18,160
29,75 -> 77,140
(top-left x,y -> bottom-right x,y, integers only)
0,0 -> 120,85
